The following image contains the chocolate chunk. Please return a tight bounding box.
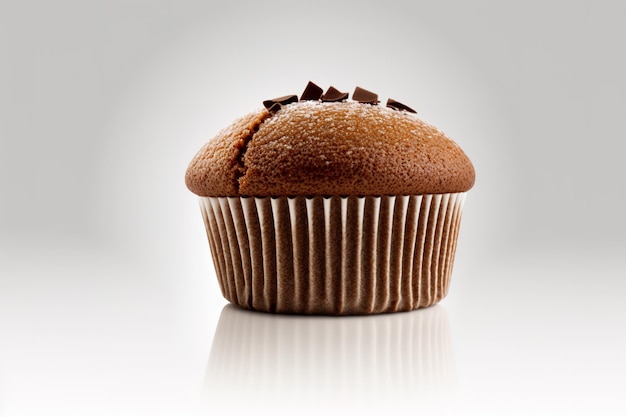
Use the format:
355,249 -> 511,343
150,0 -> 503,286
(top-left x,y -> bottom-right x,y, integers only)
263,94 -> 298,111
300,81 -> 323,101
266,102 -> 282,114
352,86 -> 379,104
386,98 -> 417,113
321,86 -> 349,102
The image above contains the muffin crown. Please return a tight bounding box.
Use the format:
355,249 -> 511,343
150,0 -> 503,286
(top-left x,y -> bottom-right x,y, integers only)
186,84 -> 475,197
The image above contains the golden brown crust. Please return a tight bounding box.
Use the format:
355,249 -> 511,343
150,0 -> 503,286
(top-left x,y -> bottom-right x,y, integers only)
185,101 -> 475,197
184,110 -> 270,196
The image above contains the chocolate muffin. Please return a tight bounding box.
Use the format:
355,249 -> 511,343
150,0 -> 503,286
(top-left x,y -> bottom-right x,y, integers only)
186,82 -> 475,315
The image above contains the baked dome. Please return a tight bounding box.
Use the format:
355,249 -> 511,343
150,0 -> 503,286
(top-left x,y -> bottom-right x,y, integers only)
185,99 -> 475,197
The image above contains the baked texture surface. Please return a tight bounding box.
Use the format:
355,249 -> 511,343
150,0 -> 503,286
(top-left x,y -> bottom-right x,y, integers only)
186,101 -> 475,196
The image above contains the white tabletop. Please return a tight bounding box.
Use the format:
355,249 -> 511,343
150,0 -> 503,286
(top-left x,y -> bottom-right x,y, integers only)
1,239 -> 624,417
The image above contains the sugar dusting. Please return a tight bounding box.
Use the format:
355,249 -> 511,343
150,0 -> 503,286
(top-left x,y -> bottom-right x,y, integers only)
187,99 -> 475,197
257,101 -> 444,147
237,101 -> 475,196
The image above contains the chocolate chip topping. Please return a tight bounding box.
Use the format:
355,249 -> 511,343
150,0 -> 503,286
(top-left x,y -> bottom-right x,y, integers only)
263,95 -> 298,112
266,102 -> 282,114
321,86 -> 349,102
262,83 -> 417,115
300,81 -> 323,101
352,86 -> 379,104
386,98 -> 417,113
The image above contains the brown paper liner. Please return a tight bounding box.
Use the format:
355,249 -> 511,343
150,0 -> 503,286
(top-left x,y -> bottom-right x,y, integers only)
199,194 -> 466,315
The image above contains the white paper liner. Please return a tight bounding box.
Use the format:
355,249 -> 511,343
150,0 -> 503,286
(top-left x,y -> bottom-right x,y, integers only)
200,193 -> 466,315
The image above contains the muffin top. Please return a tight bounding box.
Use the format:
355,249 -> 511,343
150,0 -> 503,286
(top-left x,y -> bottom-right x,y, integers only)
185,83 -> 475,197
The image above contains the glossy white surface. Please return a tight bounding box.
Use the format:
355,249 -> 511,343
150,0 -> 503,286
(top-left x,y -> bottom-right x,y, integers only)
1,239 -> 624,416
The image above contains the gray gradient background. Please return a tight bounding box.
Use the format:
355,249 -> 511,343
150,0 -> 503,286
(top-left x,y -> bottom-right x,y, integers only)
1,0 -> 625,416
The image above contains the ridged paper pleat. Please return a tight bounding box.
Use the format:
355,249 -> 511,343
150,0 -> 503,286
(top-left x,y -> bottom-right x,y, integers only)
200,193 -> 466,315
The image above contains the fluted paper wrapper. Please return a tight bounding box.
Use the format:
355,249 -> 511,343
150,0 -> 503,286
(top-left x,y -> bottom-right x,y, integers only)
199,193 -> 466,315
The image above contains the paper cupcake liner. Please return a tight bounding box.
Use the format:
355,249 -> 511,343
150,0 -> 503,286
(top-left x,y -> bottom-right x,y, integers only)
199,193 -> 466,315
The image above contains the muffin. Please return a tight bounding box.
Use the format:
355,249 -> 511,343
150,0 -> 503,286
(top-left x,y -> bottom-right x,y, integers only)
186,82 -> 475,315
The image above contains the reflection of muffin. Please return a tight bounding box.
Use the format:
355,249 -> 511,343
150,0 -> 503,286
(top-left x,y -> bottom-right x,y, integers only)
186,82 -> 475,315
204,304 -> 456,411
